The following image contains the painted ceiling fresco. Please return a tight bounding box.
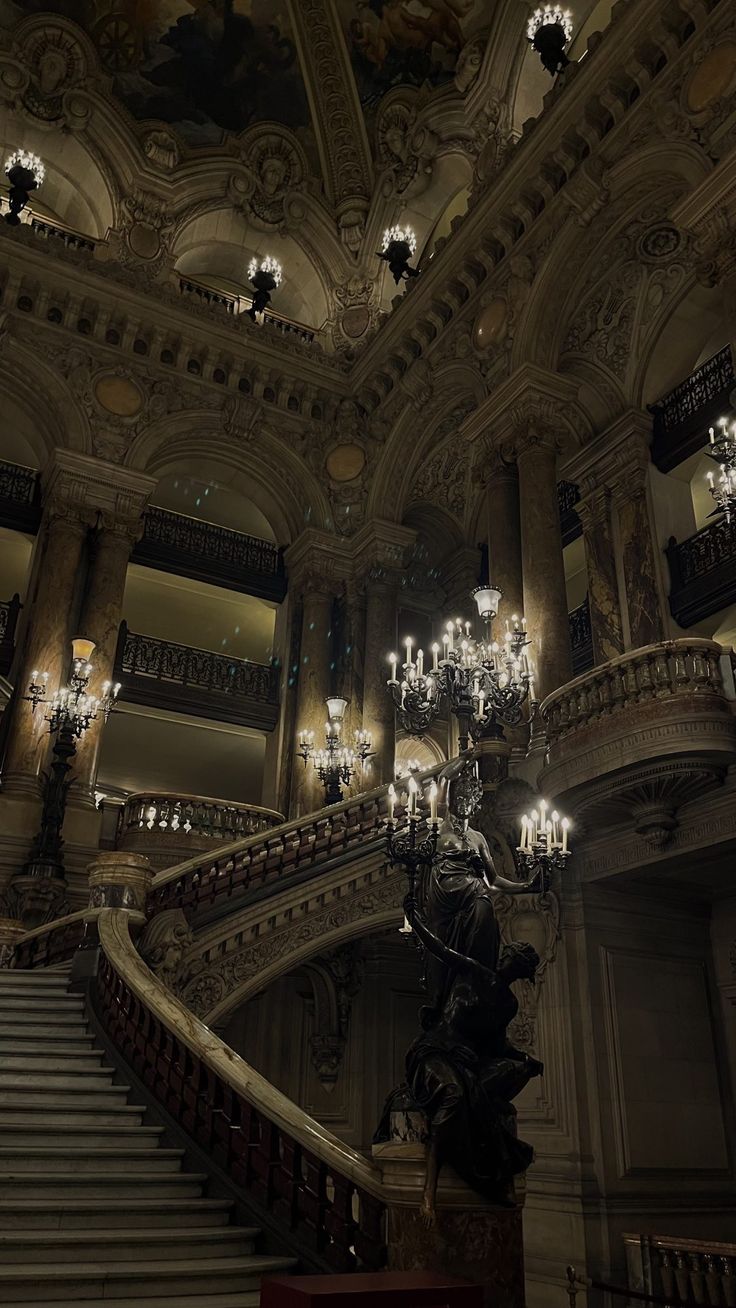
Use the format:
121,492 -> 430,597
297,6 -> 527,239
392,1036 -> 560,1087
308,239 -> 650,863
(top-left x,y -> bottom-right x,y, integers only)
0,0 -> 310,144
337,0 -> 490,106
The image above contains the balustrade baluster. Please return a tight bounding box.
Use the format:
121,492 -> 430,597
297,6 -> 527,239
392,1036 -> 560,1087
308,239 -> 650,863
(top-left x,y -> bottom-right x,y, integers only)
674,1251 -> 690,1303
722,1256 -> 736,1308
691,648 -> 710,690
299,1152 -> 329,1255
323,1172 -> 358,1271
660,1249 -> 676,1299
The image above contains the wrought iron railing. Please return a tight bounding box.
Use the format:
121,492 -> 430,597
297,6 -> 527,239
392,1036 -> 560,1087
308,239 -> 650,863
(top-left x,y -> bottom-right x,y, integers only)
0,460 -> 41,532
134,506 -> 286,600
652,345 -> 734,470
666,517 -> 736,628
568,596 -> 593,675
95,909 -> 386,1272
118,792 -> 283,847
114,624 -> 280,729
0,592 -> 21,675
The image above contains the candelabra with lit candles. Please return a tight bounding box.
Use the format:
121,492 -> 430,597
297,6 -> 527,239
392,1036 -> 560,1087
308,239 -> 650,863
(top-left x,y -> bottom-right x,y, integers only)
517,800 -> 571,887
21,637 -> 120,885
297,696 -> 372,805
707,416 -> 736,521
385,774 -> 440,932
386,585 -> 534,747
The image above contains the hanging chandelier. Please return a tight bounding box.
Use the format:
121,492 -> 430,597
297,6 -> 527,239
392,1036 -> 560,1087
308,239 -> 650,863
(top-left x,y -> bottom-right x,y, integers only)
27,637 -> 120,735
517,800 -> 571,885
707,417 -> 736,521
378,225 -> 419,284
527,6 -> 574,75
5,149 -> 44,226
247,254 -> 282,322
297,696 -> 372,805
386,586 -> 533,748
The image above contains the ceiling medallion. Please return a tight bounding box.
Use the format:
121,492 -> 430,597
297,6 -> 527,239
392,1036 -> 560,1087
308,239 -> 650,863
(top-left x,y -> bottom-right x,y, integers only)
637,224 -> 683,263
325,444 -> 366,483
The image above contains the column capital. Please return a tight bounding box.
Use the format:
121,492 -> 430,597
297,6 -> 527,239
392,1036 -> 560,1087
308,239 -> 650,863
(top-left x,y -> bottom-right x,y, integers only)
574,484 -> 612,533
42,450 -> 156,535
460,363 -> 584,449
563,410 -> 652,503
350,519 -> 417,589
671,154 -> 736,288
284,528 -> 351,596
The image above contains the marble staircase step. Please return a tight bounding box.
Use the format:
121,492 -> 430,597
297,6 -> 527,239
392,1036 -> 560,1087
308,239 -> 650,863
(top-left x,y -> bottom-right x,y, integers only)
0,1123 -> 163,1148
0,1084 -> 132,1106
0,1066 -> 117,1087
0,1147 -> 185,1173
0,974 -> 73,989
0,1226 -> 260,1263
0,1172 -> 209,1199
0,1050 -> 107,1070
0,1197 -> 234,1229
0,1014 -> 91,1032
0,1102 -> 146,1126
0,991 -> 85,1007
0,1031 -> 97,1049
0,1255 -> 298,1302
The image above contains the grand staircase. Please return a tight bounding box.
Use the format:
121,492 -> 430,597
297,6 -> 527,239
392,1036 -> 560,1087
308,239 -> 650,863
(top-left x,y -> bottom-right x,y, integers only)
0,967 -> 297,1307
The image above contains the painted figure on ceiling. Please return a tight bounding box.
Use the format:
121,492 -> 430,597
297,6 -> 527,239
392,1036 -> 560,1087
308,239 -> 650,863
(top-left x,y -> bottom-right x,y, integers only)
342,0 -> 485,104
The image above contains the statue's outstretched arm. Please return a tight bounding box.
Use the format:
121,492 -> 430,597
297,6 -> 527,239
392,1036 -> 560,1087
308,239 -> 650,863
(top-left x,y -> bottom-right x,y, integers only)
405,895 -> 491,980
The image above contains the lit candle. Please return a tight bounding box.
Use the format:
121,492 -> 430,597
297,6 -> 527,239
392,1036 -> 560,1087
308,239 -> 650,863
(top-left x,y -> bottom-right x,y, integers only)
540,799 -> 547,838
465,621 -> 471,638
709,426 -> 715,445
417,648 -> 424,678
446,622 -> 454,654
708,470 -> 715,488
429,781 -> 438,824
520,814 -> 528,851
552,810 -> 559,848
442,633 -> 450,658
388,783 -> 395,823
478,688 -> 485,718
408,776 -> 418,821
389,652 -> 398,682
530,809 -> 538,845
432,643 -> 439,671
562,817 -> 569,854
405,636 -> 413,667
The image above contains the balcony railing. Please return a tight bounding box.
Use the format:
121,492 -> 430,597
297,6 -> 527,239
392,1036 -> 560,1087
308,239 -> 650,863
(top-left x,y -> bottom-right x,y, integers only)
0,593 -> 21,676
0,460 -> 41,533
624,1232 -> 736,1307
651,345 -> 734,471
117,791 -> 284,869
569,596 -> 593,675
667,517 -> 736,628
133,506 -> 287,601
178,276 -> 316,344
114,623 -> 280,730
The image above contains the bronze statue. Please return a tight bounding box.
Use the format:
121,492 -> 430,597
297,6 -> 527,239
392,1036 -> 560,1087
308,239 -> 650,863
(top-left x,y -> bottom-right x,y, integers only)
377,754 -> 545,1225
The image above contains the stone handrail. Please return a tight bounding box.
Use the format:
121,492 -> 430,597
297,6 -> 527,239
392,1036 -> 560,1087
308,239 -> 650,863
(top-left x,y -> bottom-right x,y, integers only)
95,908 -> 387,1269
10,908 -> 103,970
119,792 -> 284,846
623,1232 -> 736,1306
540,639 -> 732,746
148,771 -> 437,922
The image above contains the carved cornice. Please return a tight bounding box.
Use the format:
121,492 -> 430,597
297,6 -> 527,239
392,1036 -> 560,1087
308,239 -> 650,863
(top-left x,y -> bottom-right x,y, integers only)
561,409 -> 652,499
42,449 -> 156,531
460,363 -> 581,453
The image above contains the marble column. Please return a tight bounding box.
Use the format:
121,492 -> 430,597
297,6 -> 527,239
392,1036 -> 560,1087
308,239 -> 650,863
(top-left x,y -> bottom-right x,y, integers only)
1,510 -> 88,790
72,522 -> 140,805
576,487 -> 625,665
485,454 -> 524,629
612,439 -> 667,649
517,437 -> 572,702
363,580 -> 398,786
291,585 -> 334,818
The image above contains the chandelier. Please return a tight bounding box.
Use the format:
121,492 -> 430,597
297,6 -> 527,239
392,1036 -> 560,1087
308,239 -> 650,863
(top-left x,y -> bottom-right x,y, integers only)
297,696 -> 372,805
378,225 -> 419,285
247,254 -> 283,322
5,149 -> 44,226
527,6 -> 574,75
707,417 -> 736,521
27,637 -> 120,735
386,586 -> 533,748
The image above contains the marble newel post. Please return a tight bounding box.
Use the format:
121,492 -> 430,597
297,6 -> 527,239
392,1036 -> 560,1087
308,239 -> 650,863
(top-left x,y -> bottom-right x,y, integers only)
517,434 -> 572,702
2,509 -> 88,791
71,518 -> 148,806
575,486 -> 625,665
485,453 -> 524,628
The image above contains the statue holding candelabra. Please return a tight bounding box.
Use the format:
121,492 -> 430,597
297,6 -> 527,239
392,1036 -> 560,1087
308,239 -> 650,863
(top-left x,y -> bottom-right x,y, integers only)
377,754 -> 570,1224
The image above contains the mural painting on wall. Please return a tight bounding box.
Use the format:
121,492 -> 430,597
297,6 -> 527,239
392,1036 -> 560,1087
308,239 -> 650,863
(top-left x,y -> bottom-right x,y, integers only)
339,0 -> 489,105
0,0 -> 310,144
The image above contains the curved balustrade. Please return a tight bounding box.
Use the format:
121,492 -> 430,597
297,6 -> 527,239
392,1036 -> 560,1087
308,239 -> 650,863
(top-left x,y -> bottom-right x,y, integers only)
148,782 -> 397,923
539,639 -> 736,802
95,909 -> 386,1271
10,908 -> 102,971
118,792 -> 284,869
